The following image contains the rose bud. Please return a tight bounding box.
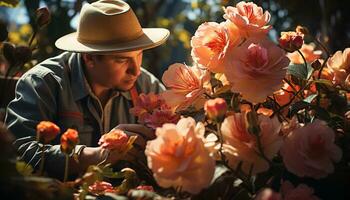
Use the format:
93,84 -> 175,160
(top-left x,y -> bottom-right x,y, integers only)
36,121 -> 60,144
279,31 -> 304,53
296,25 -> 309,35
36,7 -> 51,28
311,59 -> 322,70
60,128 -> 79,155
204,98 -> 227,122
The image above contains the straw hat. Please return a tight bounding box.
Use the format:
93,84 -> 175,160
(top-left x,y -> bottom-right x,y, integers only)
55,0 -> 169,53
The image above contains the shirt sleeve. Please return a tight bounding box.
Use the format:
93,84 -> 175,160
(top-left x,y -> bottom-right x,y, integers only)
5,72 -> 85,180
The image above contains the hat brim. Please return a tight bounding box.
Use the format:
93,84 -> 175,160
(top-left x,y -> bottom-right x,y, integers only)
55,28 -> 170,53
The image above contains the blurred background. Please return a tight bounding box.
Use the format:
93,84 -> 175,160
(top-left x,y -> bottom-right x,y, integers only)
0,0 -> 350,79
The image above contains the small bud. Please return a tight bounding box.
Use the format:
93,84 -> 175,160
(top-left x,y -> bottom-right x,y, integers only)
0,19 -> 8,42
204,98 -> 227,122
36,7 -> 51,28
296,25 -> 309,35
311,59 -> 322,70
2,42 -> 16,66
60,128 -> 79,155
279,31 -> 304,53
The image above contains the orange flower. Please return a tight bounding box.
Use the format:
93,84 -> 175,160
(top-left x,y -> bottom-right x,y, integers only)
143,106 -> 180,129
161,63 -> 210,111
287,43 -> 322,64
279,31 -> 304,53
204,98 -> 227,122
60,128 -> 79,154
36,121 -> 60,143
223,1 -> 271,37
88,181 -> 115,196
98,129 -> 129,151
273,82 -> 294,106
191,21 -> 240,73
145,117 -> 215,194
224,37 -> 290,103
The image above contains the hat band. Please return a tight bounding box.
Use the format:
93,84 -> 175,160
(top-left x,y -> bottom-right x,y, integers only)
77,29 -> 144,45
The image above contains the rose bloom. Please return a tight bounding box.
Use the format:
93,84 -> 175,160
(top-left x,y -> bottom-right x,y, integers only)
287,43 -> 322,64
224,37 -> 290,103
279,31 -> 304,53
129,93 -> 164,123
280,119 -> 342,179
223,1 -> 271,37
60,128 -> 79,154
88,181 -> 115,196
255,181 -> 320,200
36,121 -> 60,143
161,63 -> 211,111
145,117 -> 215,194
221,112 -> 282,175
326,48 -> 350,85
143,106 -> 180,129
98,129 -> 129,151
191,21 -> 241,73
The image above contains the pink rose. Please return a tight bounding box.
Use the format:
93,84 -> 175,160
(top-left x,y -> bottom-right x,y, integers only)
191,21 -> 241,73
280,181 -> 320,200
223,1 -> 271,37
280,119 -> 342,179
224,37 -> 290,103
88,181 -> 115,196
255,181 -> 320,200
129,93 -> 164,123
98,129 -> 129,151
145,117 -> 215,194
221,112 -> 282,175
326,48 -> 350,85
287,43 -> 322,64
143,105 -> 180,129
130,93 -> 180,129
161,63 -> 210,111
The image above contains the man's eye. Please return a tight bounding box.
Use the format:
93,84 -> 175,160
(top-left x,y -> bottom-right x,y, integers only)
115,59 -> 128,63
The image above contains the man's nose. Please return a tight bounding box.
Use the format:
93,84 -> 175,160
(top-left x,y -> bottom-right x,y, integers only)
127,58 -> 141,76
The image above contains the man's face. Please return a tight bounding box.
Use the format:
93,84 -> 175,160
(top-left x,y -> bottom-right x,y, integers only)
88,50 -> 143,91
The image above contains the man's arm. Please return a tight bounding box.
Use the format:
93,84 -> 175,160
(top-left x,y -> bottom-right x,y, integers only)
5,72 -> 87,179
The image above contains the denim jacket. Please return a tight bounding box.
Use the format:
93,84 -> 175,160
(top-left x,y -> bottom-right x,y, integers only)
5,52 -> 165,179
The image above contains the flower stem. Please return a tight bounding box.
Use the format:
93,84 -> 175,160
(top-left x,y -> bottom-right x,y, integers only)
216,123 -> 226,162
297,49 -> 308,74
64,154 -> 69,182
39,145 -> 45,175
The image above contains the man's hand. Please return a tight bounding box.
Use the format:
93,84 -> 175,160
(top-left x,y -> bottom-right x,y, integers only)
112,124 -> 155,150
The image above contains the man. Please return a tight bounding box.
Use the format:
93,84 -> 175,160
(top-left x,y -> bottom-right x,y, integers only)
5,0 -> 169,179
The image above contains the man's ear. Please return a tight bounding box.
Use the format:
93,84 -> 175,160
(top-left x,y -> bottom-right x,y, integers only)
81,53 -> 95,69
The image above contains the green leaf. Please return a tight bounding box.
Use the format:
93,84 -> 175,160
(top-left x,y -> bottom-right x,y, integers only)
0,0 -> 19,7
303,93 -> 318,103
102,165 -> 124,179
96,193 -> 128,200
287,63 -> 313,80
289,101 -> 310,117
16,161 -> 33,176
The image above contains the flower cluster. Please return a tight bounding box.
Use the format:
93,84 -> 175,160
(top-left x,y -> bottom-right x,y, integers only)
133,1 -> 349,199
